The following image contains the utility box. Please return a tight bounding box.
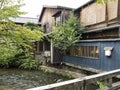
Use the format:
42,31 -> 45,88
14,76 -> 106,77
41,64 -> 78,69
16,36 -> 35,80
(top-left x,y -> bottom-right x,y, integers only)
104,47 -> 113,56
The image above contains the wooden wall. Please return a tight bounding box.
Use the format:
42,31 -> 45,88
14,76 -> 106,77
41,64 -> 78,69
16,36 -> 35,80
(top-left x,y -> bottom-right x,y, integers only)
41,8 -> 71,33
80,0 -> 119,29
41,8 -> 58,33
63,39 -> 120,71
82,28 -> 119,39
80,3 -> 106,26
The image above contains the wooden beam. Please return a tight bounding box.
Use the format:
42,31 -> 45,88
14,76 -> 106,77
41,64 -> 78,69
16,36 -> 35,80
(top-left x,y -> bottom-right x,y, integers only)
26,78 -> 84,90
118,0 -> 120,22
36,42 -> 39,53
118,27 -> 120,38
27,69 -> 120,90
50,40 -> 54,64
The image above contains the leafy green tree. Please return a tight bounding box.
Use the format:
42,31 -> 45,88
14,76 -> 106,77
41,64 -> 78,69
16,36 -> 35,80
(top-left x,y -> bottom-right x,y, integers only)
0,0 -> 25,22
97,0 -> 115,4
0,0 -> 43,68
24,22 -> 41,30
0,23 -> 43,68
51,12 -> 84,52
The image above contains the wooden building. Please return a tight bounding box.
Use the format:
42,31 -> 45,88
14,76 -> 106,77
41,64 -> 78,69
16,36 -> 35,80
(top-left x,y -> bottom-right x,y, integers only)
63,0 -> 120,71
10,17 -> 40,25
35,6 -> 72,63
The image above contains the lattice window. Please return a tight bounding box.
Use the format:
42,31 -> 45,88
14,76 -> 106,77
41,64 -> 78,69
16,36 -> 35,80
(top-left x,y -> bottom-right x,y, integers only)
70,46 -> 99,58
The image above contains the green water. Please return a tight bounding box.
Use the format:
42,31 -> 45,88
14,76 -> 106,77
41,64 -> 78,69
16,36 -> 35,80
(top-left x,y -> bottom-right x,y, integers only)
0,68 -> 70,90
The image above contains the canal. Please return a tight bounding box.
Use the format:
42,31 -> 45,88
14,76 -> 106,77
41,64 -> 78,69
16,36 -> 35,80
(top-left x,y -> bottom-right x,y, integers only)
0,68 -> 70,90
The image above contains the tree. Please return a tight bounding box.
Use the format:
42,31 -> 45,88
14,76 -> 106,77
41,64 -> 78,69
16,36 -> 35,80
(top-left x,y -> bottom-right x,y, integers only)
0,23 -> 43,67
24,22 -> 41,30
0,0 -> 25,22
0,0 -> 43,68
97,0 -> 115,4
51,12 -> 84,52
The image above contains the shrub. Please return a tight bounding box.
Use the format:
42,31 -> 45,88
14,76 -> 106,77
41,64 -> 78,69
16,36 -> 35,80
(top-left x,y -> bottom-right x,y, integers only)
19,59 -> 39,70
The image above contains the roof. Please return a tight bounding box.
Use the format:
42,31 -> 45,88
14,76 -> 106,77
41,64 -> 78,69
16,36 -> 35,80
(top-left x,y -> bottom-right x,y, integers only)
83,24 -> 120,33
52,11 -> 61,17
10,17 -> 40,25
39,5 -> 73,22
75,0 -> 95,12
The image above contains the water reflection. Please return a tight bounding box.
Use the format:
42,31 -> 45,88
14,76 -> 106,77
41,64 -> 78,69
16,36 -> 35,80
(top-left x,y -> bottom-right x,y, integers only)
0,68 -> 70,90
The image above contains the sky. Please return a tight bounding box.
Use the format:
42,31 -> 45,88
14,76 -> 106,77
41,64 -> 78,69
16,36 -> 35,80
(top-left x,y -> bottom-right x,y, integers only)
20,0 -> 90,18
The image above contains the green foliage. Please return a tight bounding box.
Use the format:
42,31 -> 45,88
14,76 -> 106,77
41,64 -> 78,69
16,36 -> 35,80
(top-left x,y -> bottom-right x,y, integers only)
0,23 -> 43,47
51,12 -> 84,52
24,22 -> 43,31
0,0 -> 43,68
0,43 -> 22,68
19,59 -> 39,70
97,81 -> 105,88
0,23 -> 43,68
0,0 -> 26,22
19,50 -> 40,70
97,0 -> 115,4
41,68 -> 50,73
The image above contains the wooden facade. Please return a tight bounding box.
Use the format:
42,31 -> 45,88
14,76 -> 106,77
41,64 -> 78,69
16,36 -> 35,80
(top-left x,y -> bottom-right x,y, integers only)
72,0 -> 120,40
63,0 -> 120,71
36,6 -> 72,63
39,6 -> 72,33
63,39 -> 120,71
76,0 -> 119,29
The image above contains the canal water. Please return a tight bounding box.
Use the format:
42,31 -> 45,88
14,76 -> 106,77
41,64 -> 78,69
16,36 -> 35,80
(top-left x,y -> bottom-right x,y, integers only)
0,68 -> 70,90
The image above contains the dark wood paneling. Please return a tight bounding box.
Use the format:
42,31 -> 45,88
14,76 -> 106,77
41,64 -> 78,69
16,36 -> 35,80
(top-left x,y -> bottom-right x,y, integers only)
118,0 -> 120,22
79,0 -> 119,29
53,48 -> 62,63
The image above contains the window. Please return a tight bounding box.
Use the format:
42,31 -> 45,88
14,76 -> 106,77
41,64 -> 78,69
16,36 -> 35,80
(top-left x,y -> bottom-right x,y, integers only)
55,16 -> 61,26
70,46 -> 99,58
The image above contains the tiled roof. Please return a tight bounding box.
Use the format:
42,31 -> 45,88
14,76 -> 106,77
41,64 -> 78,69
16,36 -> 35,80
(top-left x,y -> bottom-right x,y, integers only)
10,17 -> 40,24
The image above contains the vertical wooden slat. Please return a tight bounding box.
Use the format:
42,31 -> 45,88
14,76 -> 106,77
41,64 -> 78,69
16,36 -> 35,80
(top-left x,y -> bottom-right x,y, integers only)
118,27 -> 120,38
118,0 -> 120,22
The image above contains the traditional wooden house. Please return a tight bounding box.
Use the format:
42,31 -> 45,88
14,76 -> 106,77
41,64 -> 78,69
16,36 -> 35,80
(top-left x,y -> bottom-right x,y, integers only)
35,6 -> 72,63
63,0 -> 120,71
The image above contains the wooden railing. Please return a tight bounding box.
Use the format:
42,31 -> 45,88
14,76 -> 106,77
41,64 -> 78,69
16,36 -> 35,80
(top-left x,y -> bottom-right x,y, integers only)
27,69 -> 120,90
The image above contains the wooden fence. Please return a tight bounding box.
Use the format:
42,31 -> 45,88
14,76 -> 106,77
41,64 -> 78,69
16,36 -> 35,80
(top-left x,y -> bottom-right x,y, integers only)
27,69 -> 120,90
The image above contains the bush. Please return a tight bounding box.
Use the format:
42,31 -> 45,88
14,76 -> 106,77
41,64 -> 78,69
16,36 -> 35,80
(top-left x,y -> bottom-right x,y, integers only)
0,59 -> 9,68
0,48 -> 40,70
19,59 -> 39,70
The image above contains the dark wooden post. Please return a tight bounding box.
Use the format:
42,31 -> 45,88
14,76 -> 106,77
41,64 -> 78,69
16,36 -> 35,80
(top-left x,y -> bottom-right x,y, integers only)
118,27 -> 120,37
36,42 -> 39,53
107,77 -> 113,89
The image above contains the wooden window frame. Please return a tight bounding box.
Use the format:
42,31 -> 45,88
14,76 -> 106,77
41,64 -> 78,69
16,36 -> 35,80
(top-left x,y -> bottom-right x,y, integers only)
70,46 -> 99,59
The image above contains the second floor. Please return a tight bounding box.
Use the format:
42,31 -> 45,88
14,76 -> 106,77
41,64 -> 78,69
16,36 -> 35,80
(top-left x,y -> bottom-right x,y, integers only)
39,6 -> 72,33
75,0 -> 120,29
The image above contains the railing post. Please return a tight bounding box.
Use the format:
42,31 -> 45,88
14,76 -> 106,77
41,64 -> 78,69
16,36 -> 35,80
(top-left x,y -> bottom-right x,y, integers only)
107,77 -> 113,89
76,82 -> 84,90
104,77 -> 113,90
83,80 -> 87,90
